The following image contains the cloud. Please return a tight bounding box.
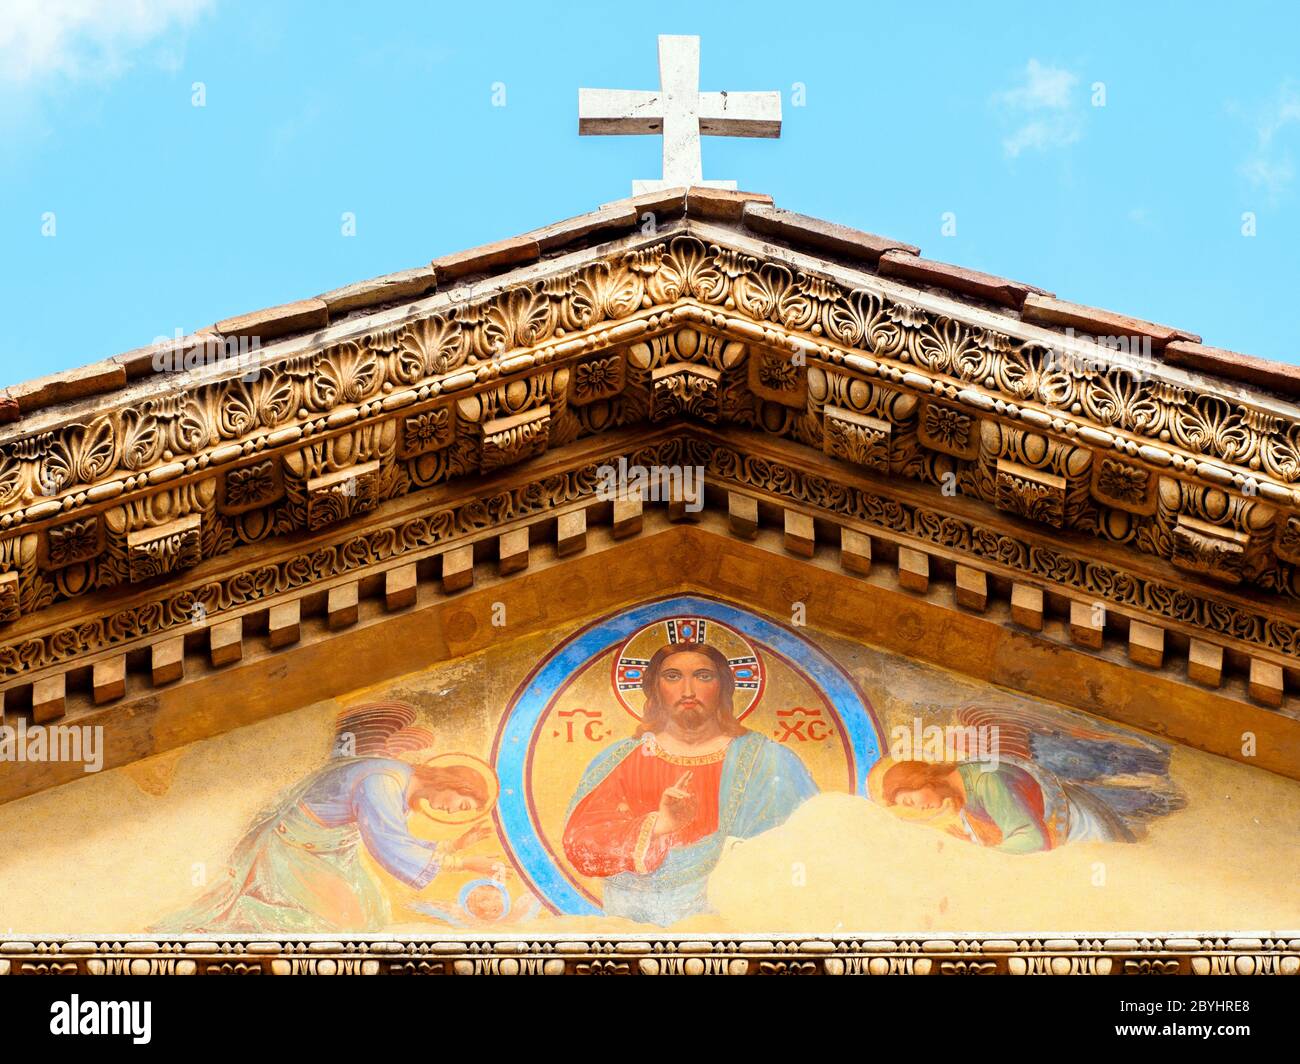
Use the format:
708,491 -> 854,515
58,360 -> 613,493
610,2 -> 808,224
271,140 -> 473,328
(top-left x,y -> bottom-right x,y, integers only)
1240,156 -> 1295,197
0,0 -> 213,85
993,59 -> 1082,158
1240,81 -> 1300,198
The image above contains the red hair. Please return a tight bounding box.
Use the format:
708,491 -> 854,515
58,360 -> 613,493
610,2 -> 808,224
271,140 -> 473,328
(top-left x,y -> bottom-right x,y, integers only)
881,761 -> 962,807
409,764 -> 489,806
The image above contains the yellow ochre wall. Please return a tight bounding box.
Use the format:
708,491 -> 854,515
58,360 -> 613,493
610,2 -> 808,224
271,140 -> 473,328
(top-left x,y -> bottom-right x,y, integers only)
1,597 -> 1296,936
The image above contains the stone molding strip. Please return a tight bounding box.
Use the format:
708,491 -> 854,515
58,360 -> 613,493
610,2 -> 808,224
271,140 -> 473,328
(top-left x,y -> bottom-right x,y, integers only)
1,427 -> 1296,700
0,934 -> 1295,976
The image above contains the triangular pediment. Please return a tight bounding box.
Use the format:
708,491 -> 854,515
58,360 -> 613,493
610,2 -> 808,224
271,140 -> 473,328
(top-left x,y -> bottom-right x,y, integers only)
1,189 -> 1298,794
2,187 -> 1298,977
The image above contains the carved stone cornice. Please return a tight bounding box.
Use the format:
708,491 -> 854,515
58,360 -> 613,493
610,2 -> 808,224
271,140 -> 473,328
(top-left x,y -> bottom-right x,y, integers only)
3,425 -> 1299,687
1,229 -> 1297,709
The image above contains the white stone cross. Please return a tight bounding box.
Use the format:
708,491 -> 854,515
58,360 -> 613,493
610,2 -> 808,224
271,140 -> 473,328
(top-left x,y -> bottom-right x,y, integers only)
579,35 -> 781,195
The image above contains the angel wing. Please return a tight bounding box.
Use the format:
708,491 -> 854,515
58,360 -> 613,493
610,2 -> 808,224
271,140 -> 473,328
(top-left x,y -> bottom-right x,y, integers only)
384,726 -> 436,758
333,701 -> 420,758
955,701 -> 1185,840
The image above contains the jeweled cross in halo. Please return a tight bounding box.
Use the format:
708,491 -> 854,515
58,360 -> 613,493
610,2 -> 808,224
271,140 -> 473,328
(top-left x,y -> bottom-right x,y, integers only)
579,35 -> 781,195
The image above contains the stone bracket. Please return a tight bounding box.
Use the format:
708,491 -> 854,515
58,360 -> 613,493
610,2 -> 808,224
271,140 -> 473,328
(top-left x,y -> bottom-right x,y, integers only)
823,406 -> 891,473
126,514 -> 202,583
480,405 -> 551,473
651,363 -> 720,422
995,459 -> 1066,527
306,461 -> 383,531
1172,514 -> 1249,584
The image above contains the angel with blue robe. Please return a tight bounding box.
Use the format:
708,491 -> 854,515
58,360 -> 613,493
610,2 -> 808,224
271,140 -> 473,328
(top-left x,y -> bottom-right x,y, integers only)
157,703 -> 500,933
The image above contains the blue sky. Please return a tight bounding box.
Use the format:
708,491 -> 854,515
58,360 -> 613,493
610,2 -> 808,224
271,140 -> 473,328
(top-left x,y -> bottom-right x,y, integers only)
2,0 -> 1299,390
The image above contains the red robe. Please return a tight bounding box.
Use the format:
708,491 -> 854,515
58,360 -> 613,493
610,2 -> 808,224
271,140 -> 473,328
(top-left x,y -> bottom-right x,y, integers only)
563,748 -> 727,877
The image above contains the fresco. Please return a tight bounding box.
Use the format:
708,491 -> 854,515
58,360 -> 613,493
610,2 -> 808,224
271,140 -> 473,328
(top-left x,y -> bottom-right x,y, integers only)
868,703 -> 1185,854
159,704 -> 503,934
144,594 -> 1199,934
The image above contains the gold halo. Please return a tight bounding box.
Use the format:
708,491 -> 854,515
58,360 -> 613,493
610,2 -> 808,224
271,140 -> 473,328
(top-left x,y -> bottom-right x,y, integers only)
865,756 -> 894,804
415,752 -> 499,825
612,616 -> 765,720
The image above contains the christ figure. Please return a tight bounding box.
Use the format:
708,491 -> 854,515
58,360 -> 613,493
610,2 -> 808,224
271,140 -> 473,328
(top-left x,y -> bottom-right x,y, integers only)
563,641 -> 817,925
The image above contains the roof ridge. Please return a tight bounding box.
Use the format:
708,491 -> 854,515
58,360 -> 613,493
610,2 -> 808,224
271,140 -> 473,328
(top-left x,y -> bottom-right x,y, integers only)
2,187 -> 1295,423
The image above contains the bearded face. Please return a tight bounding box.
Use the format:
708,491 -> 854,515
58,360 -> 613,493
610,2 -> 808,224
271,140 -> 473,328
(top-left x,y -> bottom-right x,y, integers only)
654,650 -> 723,732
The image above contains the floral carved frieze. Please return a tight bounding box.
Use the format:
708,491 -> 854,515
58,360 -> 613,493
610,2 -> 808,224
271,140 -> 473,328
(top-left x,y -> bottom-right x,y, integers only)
0,231 -> 1298,638
0,456 -> 609,679
2,234 -> 1297,516
0,935 -> 1294,976
677,436 -> 1300,660
0,432 -> 1297,697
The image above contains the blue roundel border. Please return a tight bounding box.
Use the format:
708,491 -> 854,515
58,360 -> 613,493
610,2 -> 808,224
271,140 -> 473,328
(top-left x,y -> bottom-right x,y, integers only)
490,594 -> 884,917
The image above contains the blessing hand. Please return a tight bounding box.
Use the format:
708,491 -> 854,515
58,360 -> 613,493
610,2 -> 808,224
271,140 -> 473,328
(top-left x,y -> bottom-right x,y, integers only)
654,771 -> 698,836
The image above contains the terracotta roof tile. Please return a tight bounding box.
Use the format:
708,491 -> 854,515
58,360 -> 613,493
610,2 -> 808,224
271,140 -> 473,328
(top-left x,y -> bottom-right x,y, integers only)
432,235 -> 540,283
319,267 -> 437,320
1163,340 -> 1300,399
741,203 -> 919,266
684,187 -> 774,222
600,187 -> 689,222
1021,294 -> 1200,351
113,331 -> 224,381
7,359 -> 127,416
877,250 -> 1050,310
213,298 -> 329,342
523,204 -> 640,253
